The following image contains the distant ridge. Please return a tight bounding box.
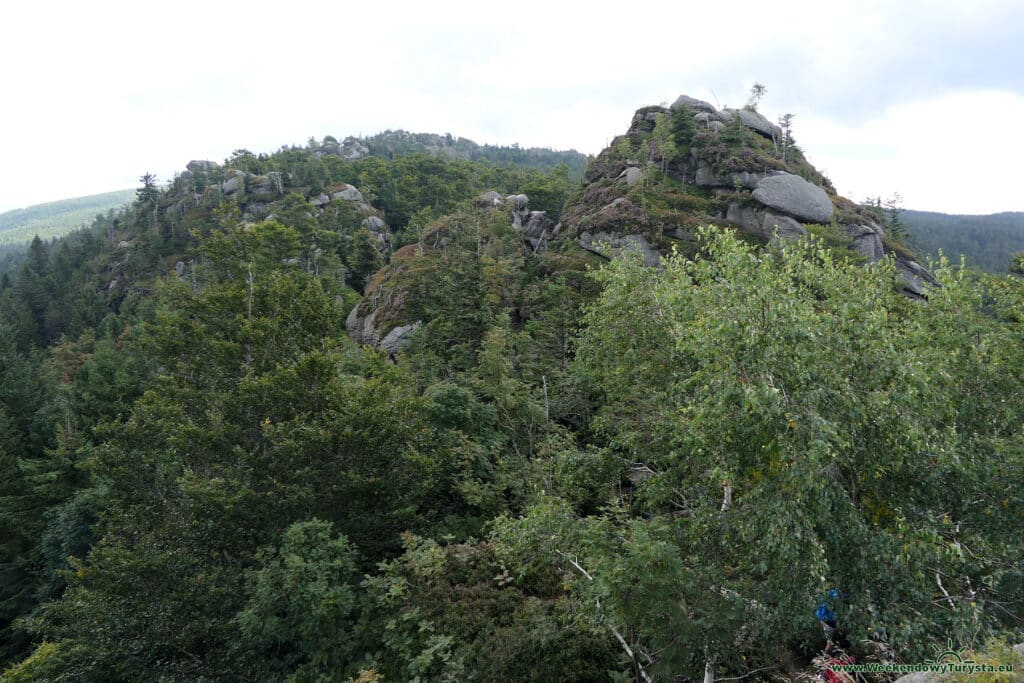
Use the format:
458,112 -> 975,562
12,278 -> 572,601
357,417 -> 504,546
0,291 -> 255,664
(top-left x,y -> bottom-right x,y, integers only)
902,209 -> 1024,272
308,130 -> 589,178
0,189 -> 135,246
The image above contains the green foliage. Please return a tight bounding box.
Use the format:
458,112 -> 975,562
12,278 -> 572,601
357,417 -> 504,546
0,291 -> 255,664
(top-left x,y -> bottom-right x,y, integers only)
650,112 -> 678,170
805,222 -> 865,263
3,118 -> 1024,682
669,104 -> 697,150
237,520 -> 361,681
0,641 -> 92,683
746,82 -> 767,111
362,534 -> 618,682
560,227 -> 1024,674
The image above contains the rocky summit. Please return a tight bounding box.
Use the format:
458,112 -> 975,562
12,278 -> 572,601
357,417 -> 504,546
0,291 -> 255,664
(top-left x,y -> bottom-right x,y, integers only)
551,93 -> 936,297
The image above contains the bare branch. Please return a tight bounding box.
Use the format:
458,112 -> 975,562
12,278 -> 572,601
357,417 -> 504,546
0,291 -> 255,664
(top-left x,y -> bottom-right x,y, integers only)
556,549 -> 654,683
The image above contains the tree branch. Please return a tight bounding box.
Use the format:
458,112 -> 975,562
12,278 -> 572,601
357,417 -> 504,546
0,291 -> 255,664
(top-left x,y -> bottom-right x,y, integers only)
556,549 -> 654,683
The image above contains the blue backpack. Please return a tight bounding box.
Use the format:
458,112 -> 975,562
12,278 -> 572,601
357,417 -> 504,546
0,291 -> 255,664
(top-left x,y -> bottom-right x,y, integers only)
816,588 -> 844,624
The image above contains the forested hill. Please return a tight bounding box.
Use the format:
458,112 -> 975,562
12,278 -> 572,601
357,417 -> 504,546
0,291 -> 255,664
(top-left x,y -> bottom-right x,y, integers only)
309,130 -> 588,177
0,189 -> 135,247
902,209 -> 1024,272
1,96 -> 1022,682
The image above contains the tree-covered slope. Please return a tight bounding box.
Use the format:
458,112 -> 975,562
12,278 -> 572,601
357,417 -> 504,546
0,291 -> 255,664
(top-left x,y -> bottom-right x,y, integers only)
310,130 -> 589,178
902,209 -> 1024,272
0,101 -> 1021,682
0,190 -> 135,246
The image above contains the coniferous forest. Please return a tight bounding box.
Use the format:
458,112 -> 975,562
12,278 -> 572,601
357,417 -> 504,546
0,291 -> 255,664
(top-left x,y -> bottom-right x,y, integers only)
0,103 -> 1022,683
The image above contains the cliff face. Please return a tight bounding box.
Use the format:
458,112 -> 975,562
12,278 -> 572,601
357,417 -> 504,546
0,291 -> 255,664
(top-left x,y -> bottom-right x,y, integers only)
553,94 -> 936,296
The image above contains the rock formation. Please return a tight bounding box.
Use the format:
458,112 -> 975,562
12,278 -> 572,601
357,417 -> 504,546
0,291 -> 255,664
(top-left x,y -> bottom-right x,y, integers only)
556,93 -> 934,298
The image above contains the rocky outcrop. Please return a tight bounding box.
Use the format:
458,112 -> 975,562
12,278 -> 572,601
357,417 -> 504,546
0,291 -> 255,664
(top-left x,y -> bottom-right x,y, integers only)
725,203 -> 807,241
339,136 -> 370,159
471,192 -> 556,248
344,262 -> 422,355
628,106 -> 668,136
379,321 -> 422,355
752,173 -> 834,224
671,94 -> 718,115
695,165 -> 768,190
332,184 -> 364,204
346,306 -> 379,347
722,108 -> 782,139
186,160 -> 219,173
475,191 -> 505,207
845,224 -> 886,261
221,170 -> 246,197
762,211 -> 808,240
346,306 -> 422,355
522,211 -> 555,249
579,231 -> 660,267
249,172 -> 283,197
554,93 -> 939,300
895,256 -> 938,299
218,169 -> 284,200
618,167 -> 644,187
361,216 -> 391,249
508,194 -> 529,229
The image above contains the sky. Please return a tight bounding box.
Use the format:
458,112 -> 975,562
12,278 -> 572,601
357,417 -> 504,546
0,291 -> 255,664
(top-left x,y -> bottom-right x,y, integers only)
1,0 -> 1022,215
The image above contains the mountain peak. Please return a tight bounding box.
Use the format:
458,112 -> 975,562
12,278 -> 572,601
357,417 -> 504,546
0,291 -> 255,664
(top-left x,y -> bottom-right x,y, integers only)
555,94 -> 935,296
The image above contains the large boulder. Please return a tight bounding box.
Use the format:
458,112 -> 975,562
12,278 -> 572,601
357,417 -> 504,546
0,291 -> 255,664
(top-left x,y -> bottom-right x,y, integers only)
579,231 -> 660,267
507,193 -> 529,228
361,216 -> 391,249
695,165 -> 767,190
722,108 -> 783,139
339,137 -> 369,159
221,170 -> 246,196
629,106 -> 668,135
332,184 -> 365,203
522,211 -> 555,243
895,256 -> 938,299
345,307 -> 378,346
474,190 -> 505,207
725,203 -> 807,242
380,321 -> 422,355
249,174 -> 280,197
186,160 -> 218,172
670,94 -> 718,115
761,211 -> 807,240
618,166 -> 644,187
845,223 -> 885,261
752,173 -> 834,224
362,216 -> 387,234
725,203 -> 762,236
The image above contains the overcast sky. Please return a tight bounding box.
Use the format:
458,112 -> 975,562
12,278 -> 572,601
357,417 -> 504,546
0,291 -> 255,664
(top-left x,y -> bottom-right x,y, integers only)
2,0 -> 1022,215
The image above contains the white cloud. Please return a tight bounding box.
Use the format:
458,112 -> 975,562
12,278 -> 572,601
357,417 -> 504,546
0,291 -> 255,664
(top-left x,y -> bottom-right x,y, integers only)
796,90 -> 1024,214
0,0 -> 1021,214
